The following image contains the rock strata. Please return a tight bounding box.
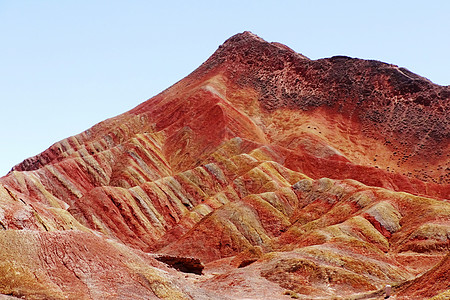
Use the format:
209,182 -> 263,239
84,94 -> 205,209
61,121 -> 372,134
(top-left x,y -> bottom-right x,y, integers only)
1,31 -> 448,299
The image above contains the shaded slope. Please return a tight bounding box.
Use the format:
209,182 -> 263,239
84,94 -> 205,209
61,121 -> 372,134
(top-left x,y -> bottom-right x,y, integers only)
198,32 -> 449,185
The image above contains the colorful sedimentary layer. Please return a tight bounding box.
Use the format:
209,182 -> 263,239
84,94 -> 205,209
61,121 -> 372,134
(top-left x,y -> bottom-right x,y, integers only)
1,32 -> 448,299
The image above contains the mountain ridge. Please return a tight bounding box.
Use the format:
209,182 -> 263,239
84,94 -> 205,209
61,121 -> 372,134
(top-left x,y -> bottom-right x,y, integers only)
12,31 -> 449,185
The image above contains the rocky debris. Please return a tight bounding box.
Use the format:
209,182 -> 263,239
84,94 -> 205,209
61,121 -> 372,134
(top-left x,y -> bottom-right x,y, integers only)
0,32 -> 448,299
155,255 -> 204,275
237,258 -> 258,268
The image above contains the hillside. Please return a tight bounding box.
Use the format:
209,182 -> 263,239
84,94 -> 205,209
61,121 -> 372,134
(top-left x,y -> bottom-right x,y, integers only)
0,31 -> 448,299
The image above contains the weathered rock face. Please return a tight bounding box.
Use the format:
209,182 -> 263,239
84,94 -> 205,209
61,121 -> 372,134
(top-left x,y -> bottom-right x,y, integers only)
1,31 -> 449,299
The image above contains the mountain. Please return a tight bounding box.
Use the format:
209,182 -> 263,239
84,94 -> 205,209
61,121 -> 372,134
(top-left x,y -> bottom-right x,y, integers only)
0,31 -> 448,299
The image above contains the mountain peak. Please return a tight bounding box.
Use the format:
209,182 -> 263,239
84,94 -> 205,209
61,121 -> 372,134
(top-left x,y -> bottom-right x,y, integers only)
222,31 -> 307,58
224,30 -> 266,43
208,31 -> 309,65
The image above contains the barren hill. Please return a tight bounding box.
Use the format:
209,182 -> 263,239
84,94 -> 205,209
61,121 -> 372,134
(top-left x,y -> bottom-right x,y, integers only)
0,31 -> 448,299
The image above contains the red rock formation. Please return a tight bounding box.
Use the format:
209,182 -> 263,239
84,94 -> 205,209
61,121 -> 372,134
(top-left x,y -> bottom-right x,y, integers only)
0,31 -> 448,299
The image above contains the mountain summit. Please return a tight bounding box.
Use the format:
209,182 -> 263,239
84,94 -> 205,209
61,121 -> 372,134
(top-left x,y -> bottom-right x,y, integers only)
1,32 -> 449,299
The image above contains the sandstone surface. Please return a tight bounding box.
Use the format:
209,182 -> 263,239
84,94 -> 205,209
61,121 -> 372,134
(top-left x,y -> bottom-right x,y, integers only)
1,31 -> 449,299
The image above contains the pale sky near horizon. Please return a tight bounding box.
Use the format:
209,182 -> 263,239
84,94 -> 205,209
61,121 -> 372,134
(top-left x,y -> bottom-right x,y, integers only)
0,0 -> 449,176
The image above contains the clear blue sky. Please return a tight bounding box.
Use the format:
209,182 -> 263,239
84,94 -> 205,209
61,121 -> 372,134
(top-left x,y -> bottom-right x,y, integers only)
1,0 -> 449,176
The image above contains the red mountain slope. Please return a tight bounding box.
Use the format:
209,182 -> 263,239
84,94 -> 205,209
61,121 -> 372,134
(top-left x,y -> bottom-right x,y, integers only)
0,31 -> 448,299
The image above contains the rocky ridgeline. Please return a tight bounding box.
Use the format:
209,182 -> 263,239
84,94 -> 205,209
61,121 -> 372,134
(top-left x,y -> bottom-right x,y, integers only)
0,32 -> 448,299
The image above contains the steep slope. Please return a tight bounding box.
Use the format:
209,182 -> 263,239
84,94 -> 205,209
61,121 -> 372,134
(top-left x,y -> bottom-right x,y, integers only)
0,32 -> 448,299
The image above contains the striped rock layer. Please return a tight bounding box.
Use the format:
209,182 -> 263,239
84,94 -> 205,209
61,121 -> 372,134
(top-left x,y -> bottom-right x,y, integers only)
0,32 -> 449,299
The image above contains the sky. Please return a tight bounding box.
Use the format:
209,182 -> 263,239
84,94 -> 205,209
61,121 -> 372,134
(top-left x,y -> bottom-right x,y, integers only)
0,0 -> 449,176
